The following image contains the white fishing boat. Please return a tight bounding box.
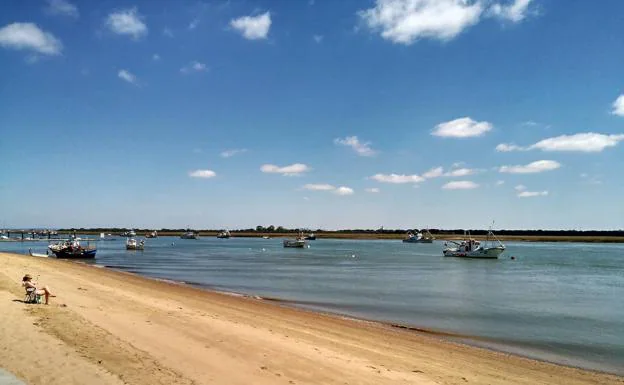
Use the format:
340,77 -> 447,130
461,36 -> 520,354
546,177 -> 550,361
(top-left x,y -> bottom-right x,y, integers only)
145,230 -> 158,238
126,238 -> 145,250
283,232 -> 307,248
180,230 -> 199,239
443,227 -> 505,259
403,229 -> 434,243
216,229 -> 231,239
121,229 -> 136,237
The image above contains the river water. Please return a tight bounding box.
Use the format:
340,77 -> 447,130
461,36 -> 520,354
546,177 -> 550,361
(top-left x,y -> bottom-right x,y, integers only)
3,236 -> 623,375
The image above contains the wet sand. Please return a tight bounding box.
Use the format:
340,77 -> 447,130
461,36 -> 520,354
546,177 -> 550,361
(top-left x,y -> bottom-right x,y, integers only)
0,251 -> 621,385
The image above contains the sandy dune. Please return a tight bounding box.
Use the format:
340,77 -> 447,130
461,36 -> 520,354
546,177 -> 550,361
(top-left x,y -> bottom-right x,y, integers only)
0,252 -> 621,385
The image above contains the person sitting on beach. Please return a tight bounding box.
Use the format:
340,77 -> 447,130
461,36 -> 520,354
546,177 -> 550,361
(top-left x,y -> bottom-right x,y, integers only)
22,274 -> 56,305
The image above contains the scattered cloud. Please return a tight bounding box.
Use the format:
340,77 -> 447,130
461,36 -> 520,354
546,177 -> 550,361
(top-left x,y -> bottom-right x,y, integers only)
105,8 -> 147,40
612,95 -> 624,117
521,120 -> 539,127
444,167 -> 478,177
117,69 -> 137,84
230,12 -> 271,40
220,149 -> 247,158
489,0 -> 533,23
180,61 -> 207,74
432,117 -> 493,138
152,53 -> 160,61
303,184 -> 335,191
370,173 -> 424,184
313,34 -> 323,43
422,166 -> 444,179
334,186 -> 355,196
0,22 -> 62,55
442,181 -> 479,190
45,0 -> 79,18
495,180 -> 505,186
497,133 -> 624,153
358,0 -> 483,44
514,184 -> 527,191
365,187 -> 380,193
188,18 -> 200,30
518,190 -> 548,198
261,163 -> 310,176
580,173 -> 602,185
499,160 -> 561,174
163,27 -> 174,38
189,169 -> 216,178
334,136 -> 376,156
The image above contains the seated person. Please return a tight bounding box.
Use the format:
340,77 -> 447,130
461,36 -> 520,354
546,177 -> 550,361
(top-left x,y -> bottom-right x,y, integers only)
22,274 -> 56,305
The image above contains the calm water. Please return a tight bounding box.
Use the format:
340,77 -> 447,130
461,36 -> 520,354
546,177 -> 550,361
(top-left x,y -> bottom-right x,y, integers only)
3,237 -> 623,374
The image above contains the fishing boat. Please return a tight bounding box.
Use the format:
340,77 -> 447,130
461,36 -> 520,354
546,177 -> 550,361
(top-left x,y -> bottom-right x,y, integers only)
126,238 -> 145,250
283,232 -> 307,248
216,230 -> 231,239
120,229 -> 136,237
443,227 -> 505,259
48,237 -> 96,259
304,233 -> 316,240
145,230 -> 158,238
403,229 -> 434,243
262,236 -> 270,239
180,230 -> 199,239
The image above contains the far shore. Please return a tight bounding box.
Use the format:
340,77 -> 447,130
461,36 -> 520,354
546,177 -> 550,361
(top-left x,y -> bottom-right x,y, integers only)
51,230 -> 624,243
0,251 -> 621,385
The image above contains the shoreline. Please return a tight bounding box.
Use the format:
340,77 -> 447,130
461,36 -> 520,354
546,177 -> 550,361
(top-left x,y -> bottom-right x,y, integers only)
1,251 -> 622,385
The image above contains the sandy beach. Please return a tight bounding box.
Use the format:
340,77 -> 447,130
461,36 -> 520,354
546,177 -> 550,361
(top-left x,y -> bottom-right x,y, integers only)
0,252 -> 621,385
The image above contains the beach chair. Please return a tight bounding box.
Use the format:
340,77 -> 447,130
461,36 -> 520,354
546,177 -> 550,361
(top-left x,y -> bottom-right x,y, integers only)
24,287 -> 42,304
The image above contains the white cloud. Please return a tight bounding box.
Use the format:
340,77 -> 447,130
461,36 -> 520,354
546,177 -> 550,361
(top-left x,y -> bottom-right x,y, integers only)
442,180 -> 479,190
495,180 -> 505,186
499,160 -> 561,174
303,184 -> 335,191
514,184 -> 527,191
230,12 -> 271,40
370,173 -> 425,184
521,120 -> 539,127
612,95 -> 624,117
261,163 -> 310,176
489,0 -> 533,23
530,133 -> 624,153
496,143 -> 524,152
152,53 -> 160,61
163,28 -> 174,38
105,8 -> 147,39
313,34 -> 323,43
180,61 -> 207,74
334,186 -> 355,196
358,0 -> 483,44
117,69 -> 137,84
189,18 -> 200,30
189,169 -> 216,178
518,190 -> 548,198
444,167 -> 478,177
45,0 -> 79,18
220,149 -> 247,158
422,166 -> 444,179
365,187 -> 380,193
432,117 -> 493,138
0,23 -> 62,55
334,136 -> 376,156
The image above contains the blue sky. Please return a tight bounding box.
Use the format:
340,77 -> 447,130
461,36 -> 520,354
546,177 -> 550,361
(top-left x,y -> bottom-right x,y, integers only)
1,0 -> 624,230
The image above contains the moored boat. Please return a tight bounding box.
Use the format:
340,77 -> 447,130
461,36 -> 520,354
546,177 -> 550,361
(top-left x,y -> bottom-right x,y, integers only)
145,230 -> 158,238
304,233 -> 316,240
403,229 -> 434,243
126,238 -> 145,250
180,230 -> 199,239
443,227 -> 505,259
217,230 -> 231,239
48,237 -> 96,259
120,229 -> 136,237
283,232 -> 307,248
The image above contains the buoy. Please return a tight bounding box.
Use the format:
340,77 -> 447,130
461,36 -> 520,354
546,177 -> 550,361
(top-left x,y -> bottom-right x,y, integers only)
511,256 -> 516,260
351,254 -> 356,258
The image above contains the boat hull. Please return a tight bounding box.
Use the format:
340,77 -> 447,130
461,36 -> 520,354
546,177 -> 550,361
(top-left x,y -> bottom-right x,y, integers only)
402,238 -> 433,243
52,249 -> 97,259
443,247 -> 505,259
283,240 -> 306,248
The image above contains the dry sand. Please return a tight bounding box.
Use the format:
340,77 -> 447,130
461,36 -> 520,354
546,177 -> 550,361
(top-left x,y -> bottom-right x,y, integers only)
0,251 -> 621,385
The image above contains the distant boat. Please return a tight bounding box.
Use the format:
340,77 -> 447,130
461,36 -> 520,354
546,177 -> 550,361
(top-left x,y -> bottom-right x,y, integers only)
216,230 -> 231,239
262,236 -> 270,239
403,229 -> 434,243
120,229 -> 136,237
145,230 -> 158,238
180,230 -> 199,239
443,227 -> 505,259
126,238 -> 145,250
283,232 -> 307,248
48,237 -> 96,259
304,233 -> 316,240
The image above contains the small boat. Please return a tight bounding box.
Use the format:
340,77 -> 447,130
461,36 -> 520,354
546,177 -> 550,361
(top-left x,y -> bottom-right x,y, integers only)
145,230 -> 158,238
443,227 -> 505,259
304,233 -> 316,241
120,229 -> 136,237
216,230 -> 231,239
403,229 -> 434,243
283,232 -> 307,248
180,230 -> 199,239
262,236 -> 270,239
48,237 -> 96,259
29,248 -> 48,258
126,238 -> 145,250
